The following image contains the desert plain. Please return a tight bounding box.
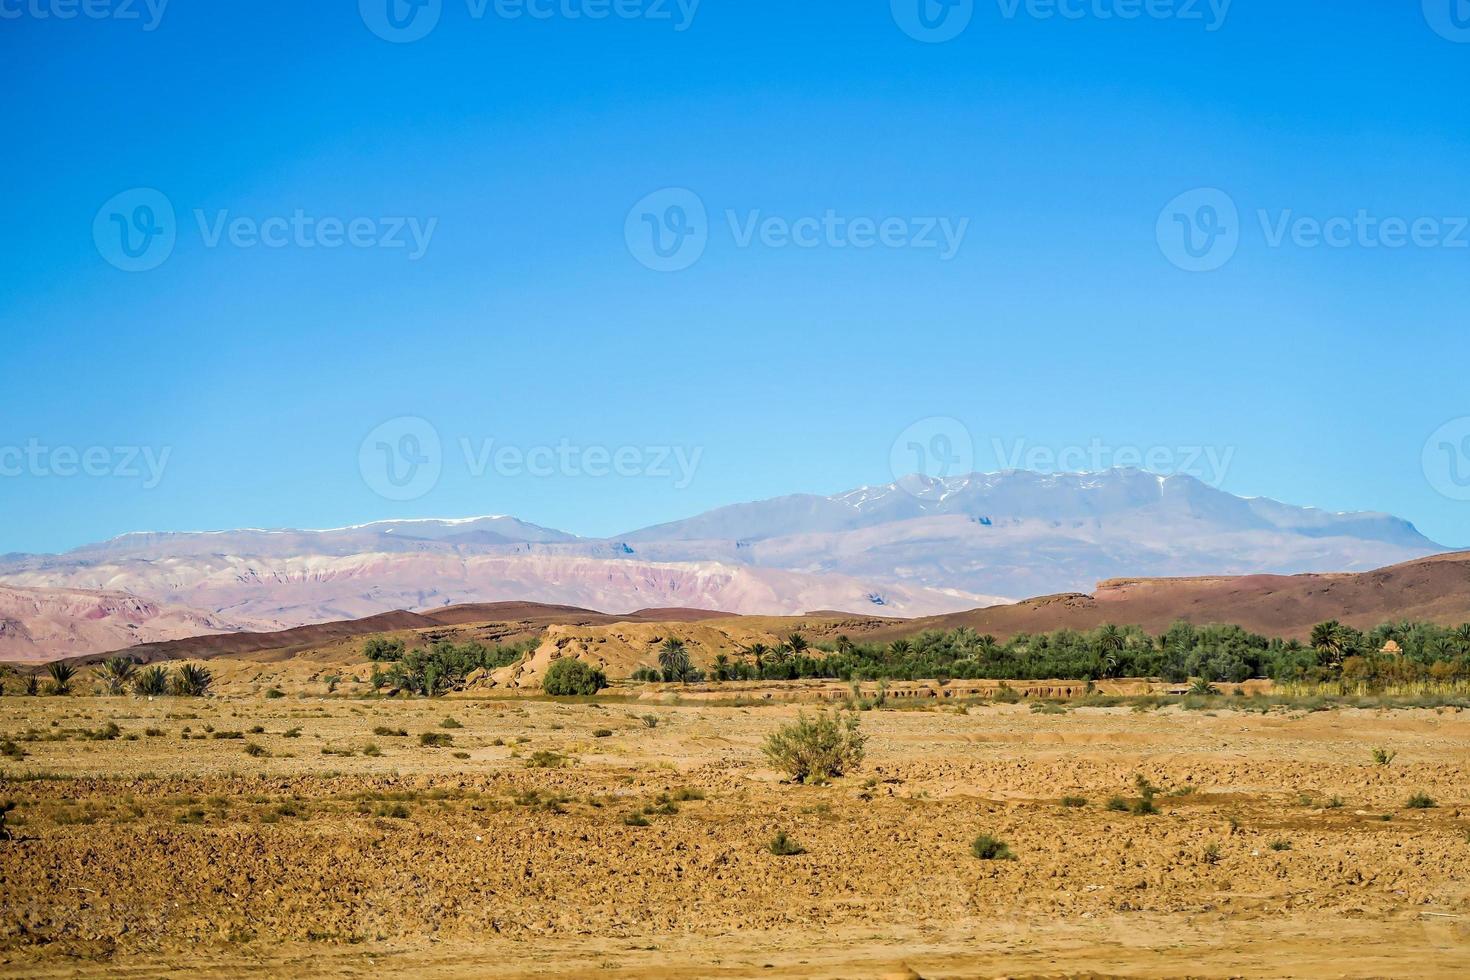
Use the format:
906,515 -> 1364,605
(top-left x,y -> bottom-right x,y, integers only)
1,686 -> 1467,978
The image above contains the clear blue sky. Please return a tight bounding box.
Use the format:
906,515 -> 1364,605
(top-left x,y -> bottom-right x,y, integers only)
2,1 -> 1468,554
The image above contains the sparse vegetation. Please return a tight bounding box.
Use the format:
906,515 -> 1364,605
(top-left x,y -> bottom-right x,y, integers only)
1060,795 -> 1088,808
170,664 -> 214,698
767,831 -> 805,856
419,732 -> 453,748
1269,838 -> 1292,851
1372,747 -> 1397,766
762,709 -> 866,784
1406,792 -> 1437,809
133,666 -> 169,697
971,834 -> 1015,861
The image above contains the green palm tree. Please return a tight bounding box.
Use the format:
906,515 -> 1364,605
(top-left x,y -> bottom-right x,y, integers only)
1310,621 -> 1348,668
742,643 -> 769,677
133,665 -> 169,697
45,662 -> 76,696
1097,624 -> 1126,655
170,663 -> 214,697
658,638 -> 694,683
95,656 -> 137,696
786,632 -> 809,656
713,653 -> 731,681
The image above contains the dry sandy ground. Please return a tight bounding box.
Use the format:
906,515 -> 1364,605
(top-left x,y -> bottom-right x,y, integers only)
0,693 -> 1467,978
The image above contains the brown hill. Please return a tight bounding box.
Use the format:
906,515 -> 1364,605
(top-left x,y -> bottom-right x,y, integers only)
866,551 -> 1470,644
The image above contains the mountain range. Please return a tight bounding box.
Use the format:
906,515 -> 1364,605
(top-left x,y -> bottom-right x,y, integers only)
0,468 -> 1449,661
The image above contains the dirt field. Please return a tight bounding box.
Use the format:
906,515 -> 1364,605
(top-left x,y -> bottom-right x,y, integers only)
1,692 -> 1467,978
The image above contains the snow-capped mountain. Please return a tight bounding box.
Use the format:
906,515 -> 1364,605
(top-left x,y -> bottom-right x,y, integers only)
0,469 -> 1447,659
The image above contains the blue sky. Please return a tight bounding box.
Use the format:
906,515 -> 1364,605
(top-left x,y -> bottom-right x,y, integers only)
2,0 -> 1469,554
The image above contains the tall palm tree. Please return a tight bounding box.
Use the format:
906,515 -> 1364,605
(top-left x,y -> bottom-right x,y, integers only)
658,638 -> 694,683
741,643 -> 769,677
786,632 -> 809,656
1097,624 -> 1126,655
1310,621 -> 1348,667
1454,624 -> 1470,654
713,653 -> 731,681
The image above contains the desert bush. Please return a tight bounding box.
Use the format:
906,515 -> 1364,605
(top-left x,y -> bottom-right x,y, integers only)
1131,775 -> 1160,815
373,726 -> 408,737
1405,792 -> 1437,809
592,728 -> 613,738
46,662 -> 75,695
630,666 -> 662,683
419,732 -> 453,748
526,750 -> 569,769
94,657 -> 137,695
767,831 -> 805,856
212,730 -> 243,740
1105,795 -> 1129,811
671,787 -> 705,801
1268,838 -> 1292,851
1060,796 -> 1088,808
1188,677 -> 1222,696
23,676 -> 38,696
244,742 -> 269,757
375,802 -> 410,818
542,658 -> 609,697
363,637 -> 406,662
640,714 -> 660,728
440,716 -> 463,729
1202,842 -> 1222,865
283,727 -> 302,738
362,743 -> 382,757
971,834 -> 1015,861
623,812 -> 650,826
1372,747 -> 1397,766
762,710 -> 866,784
170,664 -> 213,697
1325,795 -> 1344,809
0,740 -> 26,761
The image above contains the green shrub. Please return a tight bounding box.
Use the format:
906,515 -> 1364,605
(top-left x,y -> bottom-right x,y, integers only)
971,834 -> 1015,861
640,714 -> 660,728
592,728 -> 613,738
419,732 -> 453,748
542,659 -> 609,697
762,710 -> 866,784
244,743 -> 269,757
526,750 -> 569,769
767,831 -> 805,856
1060,796 -> 1088,808
373,726 -> 408,737
1268,838 -> 1292,851
95,657 -> 137,695
440,717 -> 463,729
1372,747 -> 1397,766
1406,792 -> 1436,809
623,812 -> 650,826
